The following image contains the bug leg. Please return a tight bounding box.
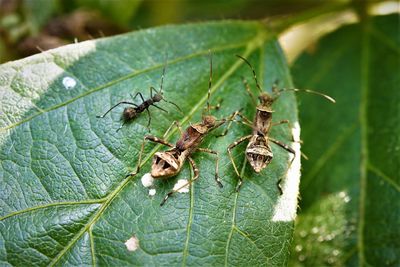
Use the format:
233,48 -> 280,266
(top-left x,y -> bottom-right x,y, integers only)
125,135 -> 173,178
217,111 -> 254,137
271,120 -> 289,127
162,120 -> 183,139
208,98 -> 223,111
197,148 -> 222,188
227,135 -> 252,191
271,119 -> 297,142
242,77 -> 258,106
160,157 -> 199,206
96,101 -> 137,118
269,138 -> 296,195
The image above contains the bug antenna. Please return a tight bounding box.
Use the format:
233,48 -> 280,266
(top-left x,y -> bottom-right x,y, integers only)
277,88 -> 336,103
236,55 -> 263,93
207,50 -> 213,115
160,52 -> 168,94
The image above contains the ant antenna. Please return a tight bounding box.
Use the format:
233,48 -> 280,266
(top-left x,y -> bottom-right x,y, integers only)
160,52 -> 168,94
207,50 -> 213,114
236,55 -> 263,93
276,88 -> 336,103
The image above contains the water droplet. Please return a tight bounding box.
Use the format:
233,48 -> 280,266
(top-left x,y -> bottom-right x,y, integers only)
62,76 -> 76,89
141,173 -> 154,188
295,245 -> 302,252
148,188 -> 156,196
298,254 -> 306,262
173,179 -> 189,193
125,235 -> 139,251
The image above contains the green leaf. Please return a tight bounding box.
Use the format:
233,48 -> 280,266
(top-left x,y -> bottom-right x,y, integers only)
290,14 -> 400,266
0,21 -> 300,266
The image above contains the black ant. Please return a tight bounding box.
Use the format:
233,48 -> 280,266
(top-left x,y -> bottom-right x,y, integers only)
97,57 -> 181,131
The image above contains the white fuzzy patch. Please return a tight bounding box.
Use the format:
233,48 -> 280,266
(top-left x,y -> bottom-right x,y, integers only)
173,179 -> 190,193
124,236 -> 139,251
141,173 -> 154,188
62,76 -> 76,89
272,121 -> 301,222
148,188 -> 156,196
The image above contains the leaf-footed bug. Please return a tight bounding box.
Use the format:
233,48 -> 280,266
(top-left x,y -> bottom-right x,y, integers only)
96,55 -> 182,131
126,51 -> 235,206
221,55 -> 335,192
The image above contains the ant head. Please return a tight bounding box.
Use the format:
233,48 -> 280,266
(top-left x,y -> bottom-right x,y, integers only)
153,92 -> 163,102
202,115 -> 217,127
122,107 -> 137,121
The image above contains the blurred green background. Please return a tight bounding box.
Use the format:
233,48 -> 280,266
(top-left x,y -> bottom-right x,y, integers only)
0,0 -> 346,63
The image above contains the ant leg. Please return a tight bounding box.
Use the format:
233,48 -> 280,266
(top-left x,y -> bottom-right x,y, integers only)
150,86 -> 160,98
96,101 -> 137,118
125,135 -> 173,178
116,121 -> 127,132
152,104 -> 169,113
269,137 -> 296,195
146,108 -> 152,131
227,135 -> 252,191
130,92 -> 146,103
163,98 -> 183,114
160,157 -> 199,206
197,148 -> 222,188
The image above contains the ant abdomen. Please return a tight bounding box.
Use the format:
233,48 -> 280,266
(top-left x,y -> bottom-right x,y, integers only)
122,107 -> 137,121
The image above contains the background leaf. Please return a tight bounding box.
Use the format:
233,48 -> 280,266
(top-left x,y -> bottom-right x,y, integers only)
289,14 -> 400,266
0,21 -> 300,266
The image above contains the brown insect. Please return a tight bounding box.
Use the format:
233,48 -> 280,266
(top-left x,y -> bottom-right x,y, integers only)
96,56 -> 181,131
222,55 -> 335,192
127,52 -> 231,206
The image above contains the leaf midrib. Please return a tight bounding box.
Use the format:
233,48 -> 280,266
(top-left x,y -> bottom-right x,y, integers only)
48,28 -> 269,266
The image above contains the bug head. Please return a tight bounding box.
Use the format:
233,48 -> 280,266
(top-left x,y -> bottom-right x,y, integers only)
202,114 -> 217,128
151,151 -> 181,178
246,136 -> 273,173
122,107 -> 137,121
258,92 -> 275,108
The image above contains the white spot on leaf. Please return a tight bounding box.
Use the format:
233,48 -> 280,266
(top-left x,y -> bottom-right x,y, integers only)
173,179 -> 189,193
141,173 -> 154,188
125,236 -> 139,251
272,121 -> 301,222
148,188 -> 156,196
62,76 -> 76,89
